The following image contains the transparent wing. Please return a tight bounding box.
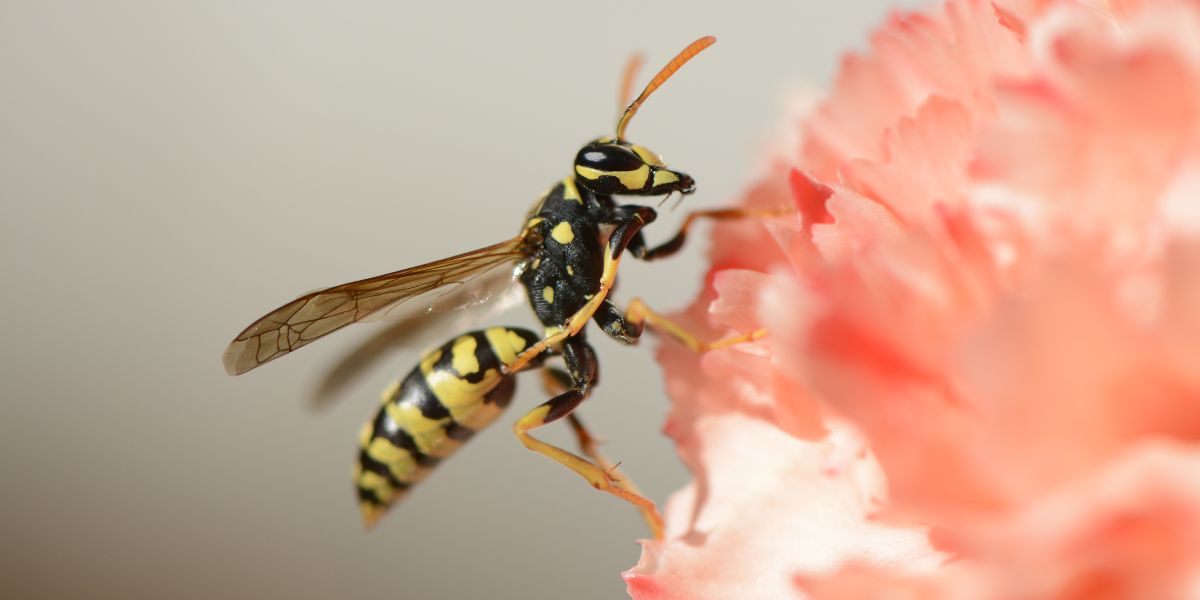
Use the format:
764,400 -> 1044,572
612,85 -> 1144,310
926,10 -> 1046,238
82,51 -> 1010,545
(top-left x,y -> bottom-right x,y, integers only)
223,236 -> 528,375
309,280 -> 529,411
362,258 -> 524,323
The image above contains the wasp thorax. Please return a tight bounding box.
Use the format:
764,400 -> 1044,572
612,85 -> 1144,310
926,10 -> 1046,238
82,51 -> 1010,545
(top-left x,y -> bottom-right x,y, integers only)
573,139 -> 695,197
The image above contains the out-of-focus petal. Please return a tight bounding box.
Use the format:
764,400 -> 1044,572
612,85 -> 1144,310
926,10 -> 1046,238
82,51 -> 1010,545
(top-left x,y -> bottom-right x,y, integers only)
624,417 -> 941,600
802,0 -> 1030,179
635,0 -> 1200,597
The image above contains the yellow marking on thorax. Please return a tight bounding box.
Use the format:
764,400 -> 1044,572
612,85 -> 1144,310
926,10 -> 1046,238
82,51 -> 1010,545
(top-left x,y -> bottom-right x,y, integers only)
523,216 -> 545,235
575,164 -> 650,190
384,402 -> 451,455
542,286 -> 555,303
566,265 -> 574,276
561,177 -> 583,204
551,221 -> 575,244
652,170 -> 680,187
450,335 -> 480,376
366,437 -> 418,483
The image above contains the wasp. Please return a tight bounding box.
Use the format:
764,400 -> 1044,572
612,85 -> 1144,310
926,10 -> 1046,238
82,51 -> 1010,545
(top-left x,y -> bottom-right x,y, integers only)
223,36 -> 774,538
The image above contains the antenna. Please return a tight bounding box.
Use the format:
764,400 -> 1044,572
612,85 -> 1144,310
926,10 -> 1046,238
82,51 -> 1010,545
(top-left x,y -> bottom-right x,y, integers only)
617,51 -> 646,116
615,35 -> 716,141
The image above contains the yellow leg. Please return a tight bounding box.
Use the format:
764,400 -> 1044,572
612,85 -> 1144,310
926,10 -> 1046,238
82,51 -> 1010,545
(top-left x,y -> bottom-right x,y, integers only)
505,206 -> 791,374
626,297 -> 768,352
503,222 -> 637,375
565,413 -> 655,510
540,368 -> 663,537
514,381 -> 665,539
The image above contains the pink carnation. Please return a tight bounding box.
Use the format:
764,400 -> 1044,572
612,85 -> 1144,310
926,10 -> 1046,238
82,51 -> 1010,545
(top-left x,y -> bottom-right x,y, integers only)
626,1 -> 1200,597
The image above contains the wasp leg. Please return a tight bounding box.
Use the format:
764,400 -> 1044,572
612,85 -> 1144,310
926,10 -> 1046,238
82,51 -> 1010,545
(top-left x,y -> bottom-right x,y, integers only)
514,338 -> 665,539
593,298 -> 641,344
540,367 -> 659,534
625,297 -> 767,352
633,207 -> 795,261
504,207 -> 659,374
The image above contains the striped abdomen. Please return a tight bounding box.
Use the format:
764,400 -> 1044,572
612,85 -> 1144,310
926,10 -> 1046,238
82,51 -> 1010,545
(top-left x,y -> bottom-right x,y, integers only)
354,327 -> 541,528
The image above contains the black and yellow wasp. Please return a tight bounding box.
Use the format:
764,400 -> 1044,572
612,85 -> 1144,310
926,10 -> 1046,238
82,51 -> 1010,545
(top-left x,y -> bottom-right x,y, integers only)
223,36 -> 771,538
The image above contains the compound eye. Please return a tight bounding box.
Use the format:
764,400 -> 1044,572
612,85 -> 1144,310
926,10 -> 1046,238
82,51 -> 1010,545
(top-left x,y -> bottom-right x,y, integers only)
575,145 -> 644,173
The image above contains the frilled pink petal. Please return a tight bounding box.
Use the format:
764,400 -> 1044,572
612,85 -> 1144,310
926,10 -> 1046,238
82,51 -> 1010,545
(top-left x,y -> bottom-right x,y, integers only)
625,417 -> 941,600
707,172 -> 798,276
709,269 -> 776,335
803,0 -> 1030,179
798,562 -> 983,600
802,443 -> 1200,599
839,96 -> 977,224
637,0 -> 1200,596
972,1 -> 1200,231
807,181 -> 907,264
657,319 -> 825,452
803,225 -> 1200,521
995,0 -> 1150,24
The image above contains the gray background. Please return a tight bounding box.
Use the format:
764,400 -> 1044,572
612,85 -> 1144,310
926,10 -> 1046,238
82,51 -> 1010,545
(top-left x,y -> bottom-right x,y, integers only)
2,1 -> 921,598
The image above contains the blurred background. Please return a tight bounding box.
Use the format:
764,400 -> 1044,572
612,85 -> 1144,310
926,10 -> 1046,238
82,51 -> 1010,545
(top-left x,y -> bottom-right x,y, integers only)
1,1 -> 921,598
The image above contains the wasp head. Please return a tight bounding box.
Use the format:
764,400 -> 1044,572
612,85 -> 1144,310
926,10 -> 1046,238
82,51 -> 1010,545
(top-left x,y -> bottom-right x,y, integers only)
573,137 -> 695,197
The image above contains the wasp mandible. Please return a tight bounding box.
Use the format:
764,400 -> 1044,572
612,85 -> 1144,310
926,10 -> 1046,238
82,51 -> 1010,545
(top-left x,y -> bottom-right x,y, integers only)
223,36 -> 775,538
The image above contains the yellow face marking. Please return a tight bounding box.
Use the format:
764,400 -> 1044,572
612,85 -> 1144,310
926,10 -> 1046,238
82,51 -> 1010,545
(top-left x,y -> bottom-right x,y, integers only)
566,265 -> 574,276
542,286 -> 555,303
652,169 -> 680,187
561,177 -> 582,204
551,221 -> 575,244
384,402 -> 451,455
631,145 -> 665,167
367,437 -> 418,483
450,335 -> 480,376
574,164 -> 650,190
